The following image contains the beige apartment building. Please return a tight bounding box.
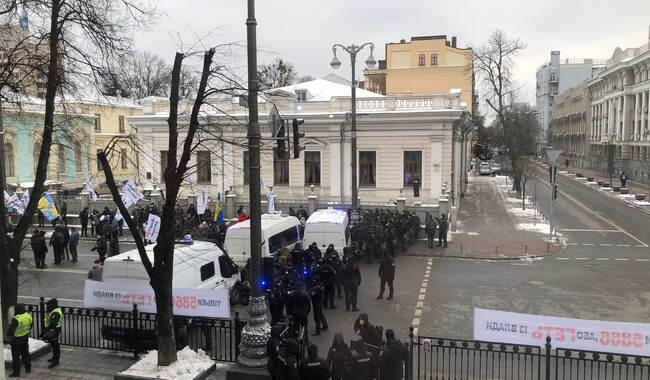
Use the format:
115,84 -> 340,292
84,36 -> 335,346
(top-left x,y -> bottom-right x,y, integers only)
363,35 -> 475,114
551,82 -> 590,171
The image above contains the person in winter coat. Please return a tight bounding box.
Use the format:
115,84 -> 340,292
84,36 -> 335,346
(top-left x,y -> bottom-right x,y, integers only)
30,229 -> 43,268
288,282 -> 311,334
377,254 -> 396,300
320,259 -> 337,309
69,227 -> 80,262
354,313 -> 382,356
61,222 -> 71,261
350,339 -> 376,380
90,235 -> 108,261
266,325 -> 284,380
378,329 -> 409,380
42,298 -> 63,368
7,303 -> 33,377
435,213 -> 449,248
310,276 -> 328,335
299,344 -> 330,380
342,257 -> 362,311
326,332 -> 352,380
79,207 -> 89,237
277,338 -> 300,380
50,226 -> 66,264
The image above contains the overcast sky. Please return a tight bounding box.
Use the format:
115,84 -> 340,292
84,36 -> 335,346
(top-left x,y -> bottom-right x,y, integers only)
134,0 -> 650,113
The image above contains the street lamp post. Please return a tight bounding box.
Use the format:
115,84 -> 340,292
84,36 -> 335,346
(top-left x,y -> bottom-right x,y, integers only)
330,42 -> 376,219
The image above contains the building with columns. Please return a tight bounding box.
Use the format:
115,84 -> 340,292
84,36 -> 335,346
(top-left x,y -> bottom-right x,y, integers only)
550,82 -> 590,171
588,37 -> 650,181
128,77 -> 472,213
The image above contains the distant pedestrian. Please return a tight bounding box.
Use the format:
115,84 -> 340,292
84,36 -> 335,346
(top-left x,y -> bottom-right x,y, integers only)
342,256 -> 361,312
37,209 -> 45,227
7,303 -> 33,377
296,205 -> 308,220
87,259 -> 104,281
620,172 -> 627,188
79,207 -> 89,237
377,254 -> 395,300
60,201 -> 67,224
42,298 -> 62,368
435,213 -> 449,248
91,235 -> 108,261
69,227 -> 79,262
236,205 -> 245,216
310,276 -> 329,336
50,226 -> 66,265
288,281 -> 311,336
60,221 -> 71,260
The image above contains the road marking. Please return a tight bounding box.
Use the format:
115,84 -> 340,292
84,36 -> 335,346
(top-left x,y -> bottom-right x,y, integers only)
560,229 -> 620,232
599,244 -> 612,246
26,268 -> 88,274
635,259 -> 650,262
419,288 -> 427,294
19,295 -> 83,303
413,328 -> 419,336
418,294 -> 425,300
595,258 -> 609,261
412,318 -> 420,326
617,244 -> 631,247
637,245 -> 647,248
416,301 -> 424,308
414,309 -> 422,317
567,243 -> 578,246
582,243 -> 595,246
557,258 -> 571,260
423,274 -> 430,279
576,258 -> 589,260
615,258 -> 630,261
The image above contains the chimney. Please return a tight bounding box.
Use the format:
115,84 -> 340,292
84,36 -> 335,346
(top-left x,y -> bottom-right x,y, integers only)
452,36 -> 457,48
400,39 -> 405,43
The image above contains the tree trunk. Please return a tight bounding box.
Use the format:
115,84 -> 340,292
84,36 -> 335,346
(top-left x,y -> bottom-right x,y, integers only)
522,180 -> 527,210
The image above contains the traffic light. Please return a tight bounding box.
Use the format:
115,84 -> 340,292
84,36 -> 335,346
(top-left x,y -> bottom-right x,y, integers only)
276,120 -> 286,160
553,184 -> 559,199
549,166 -> 557,183
292,118 -> 305,159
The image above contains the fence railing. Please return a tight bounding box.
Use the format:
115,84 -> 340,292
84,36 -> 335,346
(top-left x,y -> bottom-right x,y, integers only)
25,298 -> 244,362
411,332 -> 650,380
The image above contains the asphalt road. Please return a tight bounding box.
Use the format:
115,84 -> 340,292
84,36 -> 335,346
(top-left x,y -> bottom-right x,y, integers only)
14,173 -> 650,355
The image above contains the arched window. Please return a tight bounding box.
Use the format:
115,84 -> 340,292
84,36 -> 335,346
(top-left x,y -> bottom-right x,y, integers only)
33,142 -> 40,174
57,144 -> 66,174
4,143 -> 15,177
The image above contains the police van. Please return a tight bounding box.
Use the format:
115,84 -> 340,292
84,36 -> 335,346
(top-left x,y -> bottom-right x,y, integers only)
303,208 -> 350,253
225,214 -> 302,266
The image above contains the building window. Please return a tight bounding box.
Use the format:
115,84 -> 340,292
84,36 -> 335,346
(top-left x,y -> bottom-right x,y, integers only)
274,148 -> 289,185
4,143 -> 14,177
304,151 -> 321,186
418,53 -> 425,66
121,148 -> 128,169
403,151 -> 422,186
296,90 -> 307,102
96,149 -> 103,171
197,151 -> 211,183
75,146 -> 83,172
94,114 -> 101,131
58,145 -> 66,174
160,150 -> 168,183
430,53 -> 438,66
33,143 -> 40,173
359,151 -> 376,187
119,115 -> 125,133
243,151 -> 249,185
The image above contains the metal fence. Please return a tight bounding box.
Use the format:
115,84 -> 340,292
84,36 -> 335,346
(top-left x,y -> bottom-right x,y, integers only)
25,298 -> 244,362
411,333 -> 650,380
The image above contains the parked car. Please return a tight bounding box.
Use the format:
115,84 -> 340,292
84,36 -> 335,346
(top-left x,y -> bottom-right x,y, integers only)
479,162 -> 491,175
490,163 -> 502,174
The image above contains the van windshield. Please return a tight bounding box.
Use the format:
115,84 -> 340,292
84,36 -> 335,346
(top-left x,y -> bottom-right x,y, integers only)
268,226 -> 300,254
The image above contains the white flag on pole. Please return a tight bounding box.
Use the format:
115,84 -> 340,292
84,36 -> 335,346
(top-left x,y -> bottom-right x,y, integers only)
85,179 -> 97,202
22,189 -> 30,211
196,191 -> 208,215
267,192 -> 275,214
144,213 -> 161,242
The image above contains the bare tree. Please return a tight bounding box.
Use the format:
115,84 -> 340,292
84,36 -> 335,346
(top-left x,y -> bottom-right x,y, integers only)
516,156 -> 537,210
471,29 -> 529,192
0,0 -> 156,324
258,58 -> 298,90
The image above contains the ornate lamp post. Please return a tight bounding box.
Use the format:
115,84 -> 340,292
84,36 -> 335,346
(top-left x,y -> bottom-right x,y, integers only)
330,42 -> 376,220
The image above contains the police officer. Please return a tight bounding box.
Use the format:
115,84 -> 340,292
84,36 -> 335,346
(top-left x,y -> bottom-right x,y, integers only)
269,278 -> 286,326
288,281 -> 311,336
320,259 -> 337,309
377,254 -> 395,300
277,338 -> 300,380
342,256 -> 362,312
425,212 -> 437,249
299,344 -> 330,380
350,339 -> 375,380
309,276 -> 328,336
330,254 -> 344,299
436,213 -> 449,248
42,297 -> 63,368
291,243 -> 304,269
7,304 -> 33,377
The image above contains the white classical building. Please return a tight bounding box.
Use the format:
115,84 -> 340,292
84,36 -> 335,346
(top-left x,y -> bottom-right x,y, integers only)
128,77 -> 471,212
588,39 -> 650,179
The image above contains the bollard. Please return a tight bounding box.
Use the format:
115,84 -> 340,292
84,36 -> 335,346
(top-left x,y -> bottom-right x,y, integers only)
495,246 -> 498,255
525,245 -> 528,255
460,244 -> 463,255
547,242 -> 550,252
132,303 -> 139,360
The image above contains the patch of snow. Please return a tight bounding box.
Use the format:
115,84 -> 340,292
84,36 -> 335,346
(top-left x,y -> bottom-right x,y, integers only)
118,347 -> 214,380
587,182 -> 598,185
601,188 -> 613,192
634,201 -> 650,206
4,338 -> 49,361
517,223 -> 551,233
467,232 -> 480,236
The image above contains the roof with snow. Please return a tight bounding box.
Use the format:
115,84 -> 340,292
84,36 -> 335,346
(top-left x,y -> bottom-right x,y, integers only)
271,77 -> 384,102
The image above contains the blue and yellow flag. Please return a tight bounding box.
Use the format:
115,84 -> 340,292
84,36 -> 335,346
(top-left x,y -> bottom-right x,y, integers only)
213,192 -> 223,225
38,194 -> 59,221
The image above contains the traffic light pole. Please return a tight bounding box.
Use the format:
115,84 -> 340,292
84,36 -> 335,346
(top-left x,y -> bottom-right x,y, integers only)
549,162 -> 555,241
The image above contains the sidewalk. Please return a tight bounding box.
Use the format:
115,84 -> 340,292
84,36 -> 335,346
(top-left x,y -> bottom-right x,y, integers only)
409,172 -> 562,259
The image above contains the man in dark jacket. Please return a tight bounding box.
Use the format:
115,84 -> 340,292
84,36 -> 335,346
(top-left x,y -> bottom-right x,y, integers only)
320,259 -> 337,309
50,226 -> 65,264
69,227 -> 80,262
350,339 -> 375,380
379,329 -> 409,380
435,213 -> 449,248
268,279 -> 286,326
342,257 -> 362,311
354,313 -> 382,356
299,344 -> 330,380
42,298 -> 63,368
327,333 -> 352,380
79,207 -> 89,237
330,254 -> 343,299
377,254 -> 396,300
288,282 -> 311,335
7,303 -> 33,377
309,276 -> 328,336
266,325 -> 284,380
277,338 -> 300,380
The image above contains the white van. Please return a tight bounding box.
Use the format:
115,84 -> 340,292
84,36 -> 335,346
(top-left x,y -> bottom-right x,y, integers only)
225,214 -> 302,266
102,240 -> 245,304
303,208 -> 350,253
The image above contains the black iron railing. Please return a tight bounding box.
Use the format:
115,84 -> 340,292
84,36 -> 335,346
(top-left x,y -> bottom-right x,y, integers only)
25,298 -> 244,362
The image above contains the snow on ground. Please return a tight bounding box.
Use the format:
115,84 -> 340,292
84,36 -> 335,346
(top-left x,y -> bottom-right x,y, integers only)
4,338 -> 49,361
634,200 -> 650,206
118,347 -> 214,380
488,175 -> 552,234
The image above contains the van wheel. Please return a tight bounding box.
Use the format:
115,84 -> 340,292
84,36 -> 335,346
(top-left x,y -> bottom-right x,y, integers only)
230,284 -> 243,305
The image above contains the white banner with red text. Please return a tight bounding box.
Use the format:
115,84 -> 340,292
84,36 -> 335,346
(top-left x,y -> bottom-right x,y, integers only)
474,308 -> 650,356
84,280 -> 230,319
